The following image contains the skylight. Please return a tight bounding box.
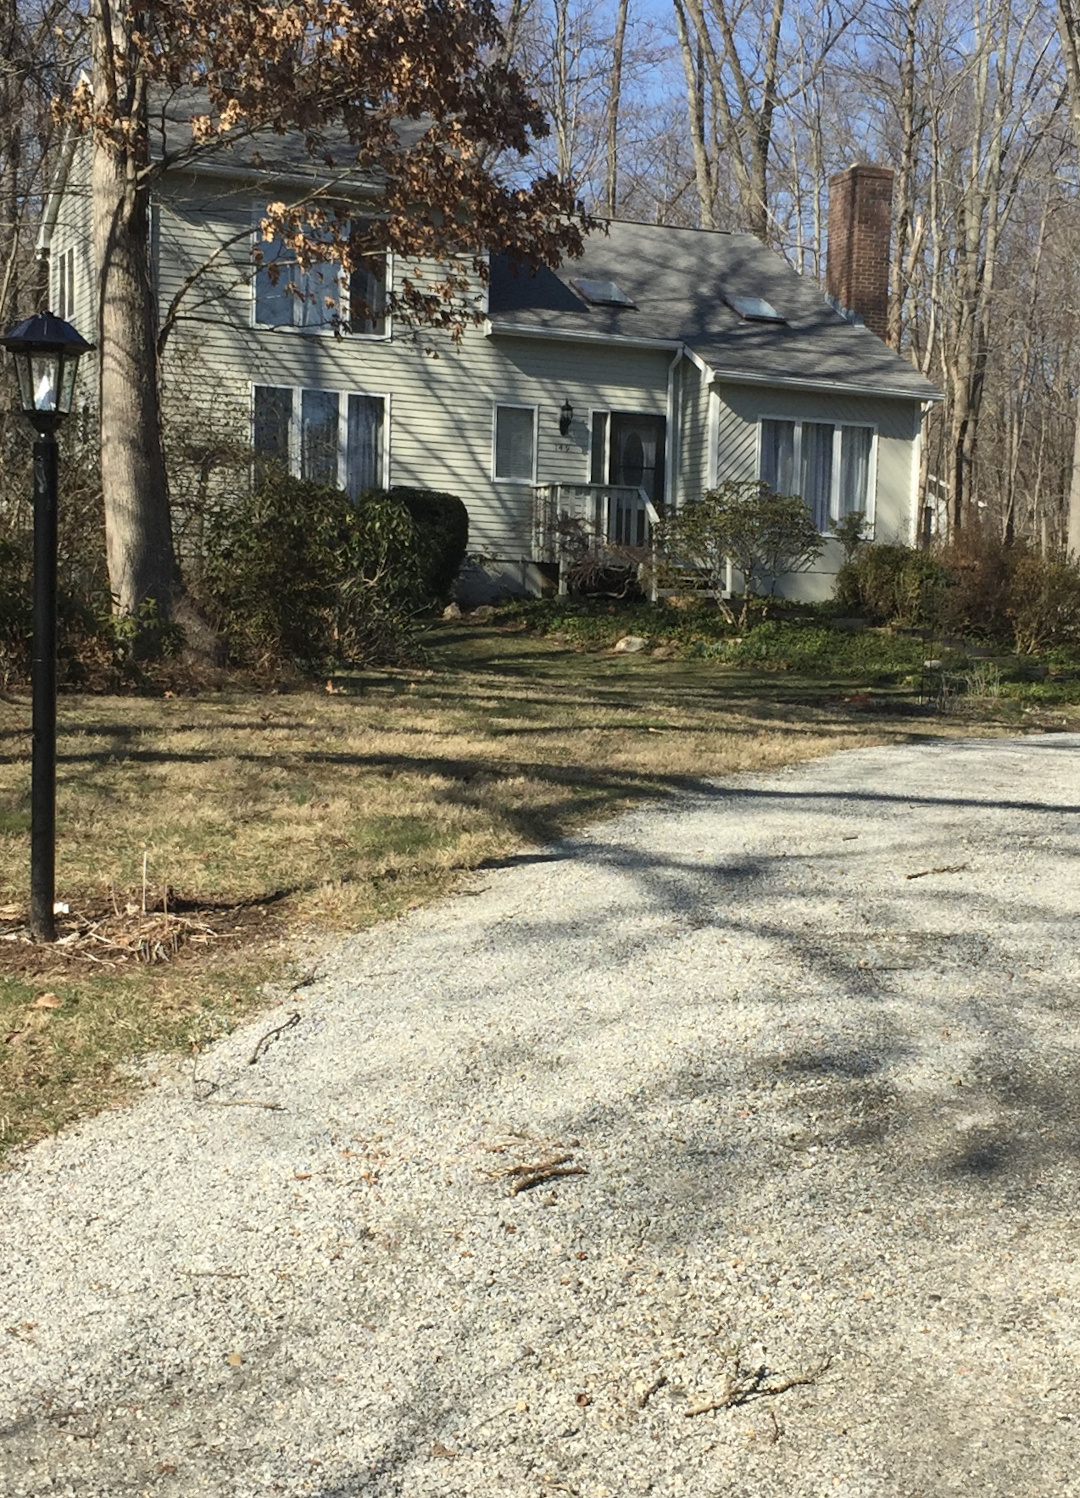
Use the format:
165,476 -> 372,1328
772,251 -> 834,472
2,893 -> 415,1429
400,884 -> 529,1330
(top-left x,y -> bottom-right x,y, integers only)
571,277 -> 636,308
726,294 -> 785,323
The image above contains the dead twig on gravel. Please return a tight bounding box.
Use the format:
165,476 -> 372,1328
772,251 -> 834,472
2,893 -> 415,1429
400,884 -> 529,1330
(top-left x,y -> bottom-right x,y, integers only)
685,1353 -> 830,1416
503,1155 -> 588,1196
202,1098 -> 285,1111
638,1373 -> 668,1408
248,1010 -> 301,1065
905,863 -> 969,880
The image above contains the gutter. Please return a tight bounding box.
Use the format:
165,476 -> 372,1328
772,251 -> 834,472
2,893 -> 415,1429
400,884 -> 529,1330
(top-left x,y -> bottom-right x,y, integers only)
707,365 -> 943,403
158,155 -> 382,201
486,319 -> 683,354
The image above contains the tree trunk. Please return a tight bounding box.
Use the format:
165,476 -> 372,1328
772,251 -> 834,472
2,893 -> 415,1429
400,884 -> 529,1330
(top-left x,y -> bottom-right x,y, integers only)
673,0 -> 715,228
1068,406 -> 1080,558
604,0 -> 629,217
91,25 -> 179,619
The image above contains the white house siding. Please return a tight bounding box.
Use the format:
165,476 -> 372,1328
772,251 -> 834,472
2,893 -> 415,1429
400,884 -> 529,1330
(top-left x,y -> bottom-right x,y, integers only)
152,173 -> 682,562
713,381 -> 922,600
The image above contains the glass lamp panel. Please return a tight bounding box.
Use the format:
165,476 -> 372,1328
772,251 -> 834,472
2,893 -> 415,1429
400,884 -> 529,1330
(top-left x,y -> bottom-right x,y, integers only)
58,354 -> 79,414
30,353 -> 61,412
12,353 -> 34,410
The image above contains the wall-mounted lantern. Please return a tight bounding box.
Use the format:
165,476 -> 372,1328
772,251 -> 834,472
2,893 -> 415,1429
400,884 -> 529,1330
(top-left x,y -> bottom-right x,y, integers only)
558,399 -> 574,437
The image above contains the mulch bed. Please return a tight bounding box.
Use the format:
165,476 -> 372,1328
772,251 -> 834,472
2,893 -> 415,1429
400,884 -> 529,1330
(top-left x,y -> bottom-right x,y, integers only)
0,890 -> 286,977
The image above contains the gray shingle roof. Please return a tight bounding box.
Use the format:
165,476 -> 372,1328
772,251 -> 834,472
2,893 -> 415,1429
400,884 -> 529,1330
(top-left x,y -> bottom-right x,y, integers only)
489,220 -> 940,402
149,89 -> 427,188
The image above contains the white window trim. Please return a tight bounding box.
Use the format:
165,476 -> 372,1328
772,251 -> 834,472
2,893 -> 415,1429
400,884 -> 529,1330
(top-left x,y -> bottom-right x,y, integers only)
249,208 -> 393,341
755,415 -> 878,534
588,408 -> 611,485
251,383 -> 391,492
492,403 -> 538,484
53,245 -> 76,322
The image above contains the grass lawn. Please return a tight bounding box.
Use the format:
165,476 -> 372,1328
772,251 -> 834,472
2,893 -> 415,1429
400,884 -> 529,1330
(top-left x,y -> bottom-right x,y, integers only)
1,618 -> 1073,1158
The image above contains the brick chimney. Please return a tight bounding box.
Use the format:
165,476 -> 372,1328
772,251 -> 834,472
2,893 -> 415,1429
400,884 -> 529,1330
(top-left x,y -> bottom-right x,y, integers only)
826,163 -> 893,341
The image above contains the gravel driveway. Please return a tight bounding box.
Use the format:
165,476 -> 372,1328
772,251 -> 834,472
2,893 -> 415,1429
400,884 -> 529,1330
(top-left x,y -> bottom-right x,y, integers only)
2,732 -> 1079,1498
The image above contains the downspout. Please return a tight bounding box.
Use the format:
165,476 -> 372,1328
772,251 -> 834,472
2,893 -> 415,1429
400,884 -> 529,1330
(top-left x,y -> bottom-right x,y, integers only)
664,345 -> 684,511
654,346 -> 684,604
34,121 -> 80,312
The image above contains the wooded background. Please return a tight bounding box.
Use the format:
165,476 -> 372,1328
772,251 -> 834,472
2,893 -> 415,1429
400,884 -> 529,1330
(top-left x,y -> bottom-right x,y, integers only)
3,0 -> 1080,556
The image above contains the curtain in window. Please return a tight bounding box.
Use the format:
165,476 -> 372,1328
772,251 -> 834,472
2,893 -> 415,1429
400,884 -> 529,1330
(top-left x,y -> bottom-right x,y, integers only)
347,395 -> 383,498
253,385 -> 292,482
300,389 -> 340,484
495,407 -> 535,479
760,419 -> 796,495
349,259 -> 387,335
801,421 -> 834,530
840,426 -> 872,516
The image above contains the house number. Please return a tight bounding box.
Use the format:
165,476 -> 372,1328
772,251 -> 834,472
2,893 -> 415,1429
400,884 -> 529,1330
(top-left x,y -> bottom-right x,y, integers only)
555,441 -> 577,452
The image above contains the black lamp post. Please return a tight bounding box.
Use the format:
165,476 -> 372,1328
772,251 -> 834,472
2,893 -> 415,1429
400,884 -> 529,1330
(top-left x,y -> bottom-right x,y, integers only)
1,310 -> 93,942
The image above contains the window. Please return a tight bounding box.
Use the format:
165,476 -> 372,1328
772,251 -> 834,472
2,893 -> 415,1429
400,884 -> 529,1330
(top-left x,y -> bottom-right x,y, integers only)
53,246 -> 75,321
253,385 -> 386,498
759,418 -> 873,530
254,222 -> 388,335
726,294 -> 784,323
571,277 -> 636,308
494,405 -> 536,481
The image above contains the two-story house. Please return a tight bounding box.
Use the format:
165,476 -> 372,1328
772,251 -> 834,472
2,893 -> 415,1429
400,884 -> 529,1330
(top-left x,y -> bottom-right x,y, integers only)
47,122 -> 940,602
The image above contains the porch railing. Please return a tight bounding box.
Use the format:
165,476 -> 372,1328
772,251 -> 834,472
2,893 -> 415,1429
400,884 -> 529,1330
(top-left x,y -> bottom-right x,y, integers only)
533,483 -> 661,561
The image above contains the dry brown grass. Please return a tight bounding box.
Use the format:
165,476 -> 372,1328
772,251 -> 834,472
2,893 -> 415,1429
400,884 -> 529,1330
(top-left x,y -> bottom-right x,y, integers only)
0,621 -> 1032,1157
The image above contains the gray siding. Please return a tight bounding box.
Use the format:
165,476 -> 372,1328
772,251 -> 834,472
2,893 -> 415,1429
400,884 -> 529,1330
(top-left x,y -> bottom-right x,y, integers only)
56,164 -> 928,599
675,358 -> 712,508
713,381 -> 922,599
47,141 -> 96,400
154,173 -> 674,556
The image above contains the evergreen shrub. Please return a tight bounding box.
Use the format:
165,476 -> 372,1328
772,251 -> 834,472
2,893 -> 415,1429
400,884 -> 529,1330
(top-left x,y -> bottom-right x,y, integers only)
199,472 -> 425,670
387,486 -> 469,604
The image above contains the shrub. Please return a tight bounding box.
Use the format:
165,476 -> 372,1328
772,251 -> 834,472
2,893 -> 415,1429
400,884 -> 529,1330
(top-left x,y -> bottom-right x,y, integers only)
1007,555 -> 1080,655
199,471 -> 424,670
835,543 -> 950,629
387,486 -> 469,604
934,527 -> 1015,640
659,479 -> 824,625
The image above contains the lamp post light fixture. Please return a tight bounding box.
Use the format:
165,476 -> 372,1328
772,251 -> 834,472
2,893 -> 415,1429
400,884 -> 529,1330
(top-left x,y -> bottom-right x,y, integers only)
558,399 -> 574,437
1,310 -> 93,942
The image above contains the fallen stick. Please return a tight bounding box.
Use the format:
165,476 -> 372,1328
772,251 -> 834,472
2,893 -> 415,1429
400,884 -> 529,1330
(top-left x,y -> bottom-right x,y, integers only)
685,1357 -> 830,1416
502,1152 -> 573,1178
249,1010 -> 301,1065
905,863 -> 970,881
638,1373 -> 668,1408
202,1098 -> 285,1111
509,1163 -> 587,1196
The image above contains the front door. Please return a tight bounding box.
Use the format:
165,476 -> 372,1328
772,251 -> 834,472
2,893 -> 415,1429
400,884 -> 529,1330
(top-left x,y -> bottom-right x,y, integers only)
609,413 -> 665,544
